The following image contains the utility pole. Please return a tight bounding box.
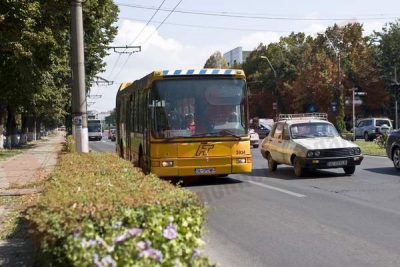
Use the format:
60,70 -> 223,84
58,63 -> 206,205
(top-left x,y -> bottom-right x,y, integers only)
69,0 -> 89,152
351,88 -> 366,141
395,66 -> 398,129
350,88 -> 357,141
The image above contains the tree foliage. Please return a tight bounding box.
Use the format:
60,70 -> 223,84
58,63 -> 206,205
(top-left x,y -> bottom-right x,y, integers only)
369,20 -> 400,121
204,51 -> 229,68
0,0 -> 119,146
216,22 -> 397,130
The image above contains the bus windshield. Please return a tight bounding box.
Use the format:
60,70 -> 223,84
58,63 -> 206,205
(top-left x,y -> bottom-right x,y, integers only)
88,120 -> 102,132
150,78 -> 247,139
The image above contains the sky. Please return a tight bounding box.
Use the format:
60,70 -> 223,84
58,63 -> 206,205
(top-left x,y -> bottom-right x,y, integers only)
88,0 -> 400,113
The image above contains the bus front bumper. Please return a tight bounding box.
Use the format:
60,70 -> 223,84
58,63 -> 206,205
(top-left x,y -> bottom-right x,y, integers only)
150,156 -> 252,177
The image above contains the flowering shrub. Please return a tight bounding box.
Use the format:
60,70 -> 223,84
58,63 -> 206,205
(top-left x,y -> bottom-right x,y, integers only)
57,205 -> 210,266
25,152 -> 213,266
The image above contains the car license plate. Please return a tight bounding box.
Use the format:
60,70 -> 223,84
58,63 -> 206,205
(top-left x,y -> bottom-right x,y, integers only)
327,160 -> 347,167
195,168 -> 216,174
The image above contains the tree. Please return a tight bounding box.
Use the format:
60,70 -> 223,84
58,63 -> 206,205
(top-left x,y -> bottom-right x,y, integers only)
369,20 -> 400,121
283,41 -> 336,114
0,0 -> 119,147
204,51 -> 229,68
243,33 -> 311,118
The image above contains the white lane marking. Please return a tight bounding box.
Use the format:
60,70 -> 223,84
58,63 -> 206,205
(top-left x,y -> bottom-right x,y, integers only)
246,180 -> 305,198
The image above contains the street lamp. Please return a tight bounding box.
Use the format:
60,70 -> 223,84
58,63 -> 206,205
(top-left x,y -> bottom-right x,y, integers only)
260,56 -> 277,80
260,56 -> 279,117
324,34 -> 341,89
350,88 -> 357,141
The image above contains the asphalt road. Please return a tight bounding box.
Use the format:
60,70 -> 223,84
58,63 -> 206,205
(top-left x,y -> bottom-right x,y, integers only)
90,139 -> 400,267
89,133 -> 116,152
190,151 -> 400,267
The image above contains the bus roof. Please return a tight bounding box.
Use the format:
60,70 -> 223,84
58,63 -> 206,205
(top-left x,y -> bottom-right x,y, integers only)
117,69 -> 245,96
158,69 -> 244,76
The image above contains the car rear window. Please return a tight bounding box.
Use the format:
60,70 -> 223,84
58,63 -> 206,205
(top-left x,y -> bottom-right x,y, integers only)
376,120 -> 391,127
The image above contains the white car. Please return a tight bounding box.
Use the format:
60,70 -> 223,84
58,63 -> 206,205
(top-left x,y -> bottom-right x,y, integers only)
260,113 -> 364,177
249,128 -> 259,148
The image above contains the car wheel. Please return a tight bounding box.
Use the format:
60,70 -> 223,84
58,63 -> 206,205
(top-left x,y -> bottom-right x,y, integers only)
364,132 -> 369,142
343,166 -> 356,175
253,145 -> 259,148
393,147 -> 400,171
293,157 -> 304,177
268,153 -> 277,171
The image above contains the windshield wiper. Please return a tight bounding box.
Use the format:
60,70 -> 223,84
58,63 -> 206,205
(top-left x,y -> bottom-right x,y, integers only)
219,130 -> 242,140
191,132 -> 220,137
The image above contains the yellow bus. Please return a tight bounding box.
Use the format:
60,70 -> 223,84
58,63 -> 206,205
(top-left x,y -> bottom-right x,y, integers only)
115,69 -> 252,178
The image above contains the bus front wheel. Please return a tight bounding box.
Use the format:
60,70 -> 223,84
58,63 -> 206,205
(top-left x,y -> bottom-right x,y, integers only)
139,153 -> 148,174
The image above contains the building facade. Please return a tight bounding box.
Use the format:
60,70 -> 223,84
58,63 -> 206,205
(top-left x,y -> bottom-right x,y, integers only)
223,47 -> 251,67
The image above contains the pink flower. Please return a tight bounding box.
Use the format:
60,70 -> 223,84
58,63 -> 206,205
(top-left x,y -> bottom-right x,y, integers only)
139,248 -> 163,262
128,228 -> 142,236
163,224 -> 178,240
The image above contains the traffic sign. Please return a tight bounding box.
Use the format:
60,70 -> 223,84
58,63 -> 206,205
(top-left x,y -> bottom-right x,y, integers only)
330,102 -> 338,113
345,96 -> 362,106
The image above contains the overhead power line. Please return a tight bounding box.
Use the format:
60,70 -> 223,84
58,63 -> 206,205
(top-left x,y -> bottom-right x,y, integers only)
115,3 -> 400,21
109,0 -> 184,84
119,17 -> 292,33
140,0 -> 184,46
108,0 -> 167,83
128,0 -> 166,46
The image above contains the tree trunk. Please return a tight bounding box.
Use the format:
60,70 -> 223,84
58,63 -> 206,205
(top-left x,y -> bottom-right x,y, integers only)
27,112 -> 36,141
0,106 -> 4,149
6,106 -> 18,147
36,116 -> 43,140
20,112 -> 28,144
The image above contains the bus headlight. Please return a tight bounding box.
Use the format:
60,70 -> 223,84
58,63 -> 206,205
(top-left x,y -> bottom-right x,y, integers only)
236,158 -> 246,163
161,161 -> 174,167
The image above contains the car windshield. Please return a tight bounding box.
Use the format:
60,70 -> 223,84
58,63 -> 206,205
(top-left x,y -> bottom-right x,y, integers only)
290,122 -> 339,139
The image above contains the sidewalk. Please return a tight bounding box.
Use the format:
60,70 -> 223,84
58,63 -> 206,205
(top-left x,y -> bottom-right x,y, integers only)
0,133 -> 66,266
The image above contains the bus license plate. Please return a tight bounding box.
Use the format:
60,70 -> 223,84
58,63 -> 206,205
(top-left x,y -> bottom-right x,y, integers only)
327,160 -> 347,167
195,168 -> 216,174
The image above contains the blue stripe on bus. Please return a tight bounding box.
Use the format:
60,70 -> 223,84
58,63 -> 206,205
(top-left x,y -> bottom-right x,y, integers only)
224,69 -> 232,74
161,69 -> 236,75
174,70 -> 182,75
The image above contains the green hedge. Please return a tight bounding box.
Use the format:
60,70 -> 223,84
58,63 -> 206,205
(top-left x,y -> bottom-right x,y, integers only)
25,152 -> 213,266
